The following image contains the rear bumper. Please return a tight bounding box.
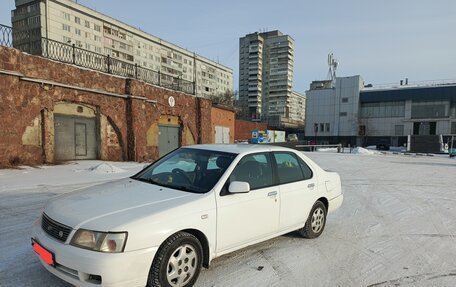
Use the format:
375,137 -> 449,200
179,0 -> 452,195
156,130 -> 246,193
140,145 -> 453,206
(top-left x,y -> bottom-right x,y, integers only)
32,221 -> 157,287
328,193 -> 343,213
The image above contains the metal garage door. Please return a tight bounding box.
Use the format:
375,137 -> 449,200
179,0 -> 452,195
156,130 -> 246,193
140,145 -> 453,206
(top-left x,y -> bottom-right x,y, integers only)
215,126 -> 230,144
54,114 -> 98,161
159,125 -> 180,157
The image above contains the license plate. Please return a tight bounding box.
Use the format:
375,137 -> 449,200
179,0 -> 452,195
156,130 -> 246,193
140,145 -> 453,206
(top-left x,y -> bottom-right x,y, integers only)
31,238 -> 55,266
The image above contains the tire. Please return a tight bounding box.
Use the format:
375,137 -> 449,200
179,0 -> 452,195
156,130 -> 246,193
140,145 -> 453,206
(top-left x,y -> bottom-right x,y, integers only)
298,201 -> 327,239
147,232 -> 203,287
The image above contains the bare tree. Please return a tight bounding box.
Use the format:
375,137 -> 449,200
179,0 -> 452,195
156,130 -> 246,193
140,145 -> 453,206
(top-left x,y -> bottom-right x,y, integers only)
207,90 -> 235,107
234,98 -> 250,120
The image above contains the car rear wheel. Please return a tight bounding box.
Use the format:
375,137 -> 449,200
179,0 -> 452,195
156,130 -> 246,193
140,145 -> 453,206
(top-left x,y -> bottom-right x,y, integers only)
148,232 -> 203,287
298,201 -> 327,239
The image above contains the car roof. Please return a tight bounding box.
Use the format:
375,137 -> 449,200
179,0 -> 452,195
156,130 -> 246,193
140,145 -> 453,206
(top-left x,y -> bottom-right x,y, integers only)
183,144 -> 297,155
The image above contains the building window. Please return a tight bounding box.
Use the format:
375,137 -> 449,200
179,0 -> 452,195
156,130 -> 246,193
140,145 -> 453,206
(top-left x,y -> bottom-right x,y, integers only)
75,17 -> 81,24
341,97 -> 348,103
360,101 -> 405,118
62,36 -> 71,44
62,24 -> 71,32
85,20 -> 90,28
395,125 -> 404,136
75,28 -> 81,36
411,101 -> 449,119
325,123 -> 330,132
94,24 -> 101,32
62,12 -> 70,20
339,112 -> 347,117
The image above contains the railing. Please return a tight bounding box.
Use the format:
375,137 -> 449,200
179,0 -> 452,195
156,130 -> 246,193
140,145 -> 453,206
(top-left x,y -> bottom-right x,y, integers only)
364,79 -> 456,90
295,144 -> 343,152
0,24 -> 195,95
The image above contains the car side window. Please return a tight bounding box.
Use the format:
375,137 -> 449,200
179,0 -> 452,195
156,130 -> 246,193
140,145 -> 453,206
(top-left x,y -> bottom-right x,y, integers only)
273,152 -> 305,184
228,153 -> 273,190
297,157 -> 313,180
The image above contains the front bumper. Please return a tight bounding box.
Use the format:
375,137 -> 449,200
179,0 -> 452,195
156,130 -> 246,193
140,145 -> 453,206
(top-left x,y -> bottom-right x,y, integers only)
32,220 -> 158,287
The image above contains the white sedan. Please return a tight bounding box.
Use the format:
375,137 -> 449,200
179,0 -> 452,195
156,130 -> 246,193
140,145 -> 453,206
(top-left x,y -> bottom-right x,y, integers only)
32,144 -> 343,287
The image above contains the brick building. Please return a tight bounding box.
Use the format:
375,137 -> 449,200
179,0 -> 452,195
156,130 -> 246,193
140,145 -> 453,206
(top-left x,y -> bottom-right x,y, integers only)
0,46 -> 234,167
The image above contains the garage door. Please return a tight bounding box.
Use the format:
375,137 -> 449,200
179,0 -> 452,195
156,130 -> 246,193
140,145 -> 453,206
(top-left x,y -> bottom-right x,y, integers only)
54,114 -> 98,161
215,126 -> 230,144
159,125 -> 180,157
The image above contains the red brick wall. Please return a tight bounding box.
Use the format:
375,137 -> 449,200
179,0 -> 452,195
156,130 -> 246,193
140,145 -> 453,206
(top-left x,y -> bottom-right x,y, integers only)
211,106 -> 235,143
0,46 -> 213,167
235,119 -> 268,142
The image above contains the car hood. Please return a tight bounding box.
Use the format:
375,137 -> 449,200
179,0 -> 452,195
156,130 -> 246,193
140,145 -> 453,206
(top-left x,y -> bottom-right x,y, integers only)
44,178 -> 197,229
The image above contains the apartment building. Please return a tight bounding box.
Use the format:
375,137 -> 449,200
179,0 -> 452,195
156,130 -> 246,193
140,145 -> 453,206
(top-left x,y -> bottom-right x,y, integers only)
11,0 -> 233,98
239,30 -> 304,128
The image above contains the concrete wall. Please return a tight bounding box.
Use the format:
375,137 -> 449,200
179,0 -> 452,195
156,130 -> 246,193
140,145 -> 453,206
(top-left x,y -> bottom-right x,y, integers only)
305,75 -> 363,137
335,76 -> 362,136
305,88 -> 336,137
0,46 -> 231,167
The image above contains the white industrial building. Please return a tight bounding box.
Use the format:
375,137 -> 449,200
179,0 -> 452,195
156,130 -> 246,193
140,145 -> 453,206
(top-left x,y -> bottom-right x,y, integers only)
305,75 -> 456,147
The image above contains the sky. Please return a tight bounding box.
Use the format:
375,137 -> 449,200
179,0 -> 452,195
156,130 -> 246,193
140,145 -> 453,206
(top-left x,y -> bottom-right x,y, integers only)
1,0 -> 456,92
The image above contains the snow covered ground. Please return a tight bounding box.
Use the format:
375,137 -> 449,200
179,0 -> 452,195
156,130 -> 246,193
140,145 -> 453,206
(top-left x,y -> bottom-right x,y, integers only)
1,153 -> 455,286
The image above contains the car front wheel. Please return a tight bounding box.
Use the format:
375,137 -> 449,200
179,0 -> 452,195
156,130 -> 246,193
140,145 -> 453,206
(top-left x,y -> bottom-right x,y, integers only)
148,232 -> 203,287
298,201 -> 327,239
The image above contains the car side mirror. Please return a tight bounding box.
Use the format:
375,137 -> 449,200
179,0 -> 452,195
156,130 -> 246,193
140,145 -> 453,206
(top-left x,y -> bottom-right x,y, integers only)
228,181 -> 250,194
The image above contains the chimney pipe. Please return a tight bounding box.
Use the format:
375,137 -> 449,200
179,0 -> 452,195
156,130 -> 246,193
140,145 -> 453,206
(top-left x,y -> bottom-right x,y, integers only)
405,78 -> 408,85
400,80 -> 403,86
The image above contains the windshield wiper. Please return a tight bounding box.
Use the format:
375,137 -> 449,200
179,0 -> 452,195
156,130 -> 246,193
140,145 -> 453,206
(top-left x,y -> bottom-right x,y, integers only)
132,177 -> 202,193
132,177 -> 167,187
168,185 -> 199,193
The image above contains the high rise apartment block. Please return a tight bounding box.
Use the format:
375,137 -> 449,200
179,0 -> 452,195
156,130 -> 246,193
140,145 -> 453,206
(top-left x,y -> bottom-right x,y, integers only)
238,30 -> 305,128
11,0 -> 233,98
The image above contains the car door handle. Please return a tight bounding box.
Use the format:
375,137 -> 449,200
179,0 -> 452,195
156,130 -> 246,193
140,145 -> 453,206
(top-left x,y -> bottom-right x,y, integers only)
268,191 -> 278,197
307,183 -> 315,189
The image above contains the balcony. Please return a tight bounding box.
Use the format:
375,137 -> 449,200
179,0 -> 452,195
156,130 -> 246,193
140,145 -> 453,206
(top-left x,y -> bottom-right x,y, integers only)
247,95 -> 260,100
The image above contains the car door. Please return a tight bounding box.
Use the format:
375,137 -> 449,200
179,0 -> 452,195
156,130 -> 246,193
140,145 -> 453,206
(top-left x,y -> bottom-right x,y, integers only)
273,152 -> 316,231
216,152 -> 280,252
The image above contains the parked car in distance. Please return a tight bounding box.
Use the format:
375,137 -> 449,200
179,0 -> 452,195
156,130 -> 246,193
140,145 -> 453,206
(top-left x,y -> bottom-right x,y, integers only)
375,139 -> 391,151
32,144 -> 343,287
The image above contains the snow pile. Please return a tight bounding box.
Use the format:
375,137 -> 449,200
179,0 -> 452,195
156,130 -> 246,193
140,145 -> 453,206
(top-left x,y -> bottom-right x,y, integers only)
87,163 -> 126,173
352,147 -> 382,155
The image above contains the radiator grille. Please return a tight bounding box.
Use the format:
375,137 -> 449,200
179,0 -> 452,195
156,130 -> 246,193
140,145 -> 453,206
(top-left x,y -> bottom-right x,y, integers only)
41,213 -> 72,242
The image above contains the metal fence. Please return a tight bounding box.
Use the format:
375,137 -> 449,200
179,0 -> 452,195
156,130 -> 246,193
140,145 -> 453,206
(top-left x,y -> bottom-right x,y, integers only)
0,24 -> 195,95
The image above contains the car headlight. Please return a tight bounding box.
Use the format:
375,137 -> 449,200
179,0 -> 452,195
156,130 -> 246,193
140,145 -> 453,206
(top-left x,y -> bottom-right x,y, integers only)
70,229 -> 127,253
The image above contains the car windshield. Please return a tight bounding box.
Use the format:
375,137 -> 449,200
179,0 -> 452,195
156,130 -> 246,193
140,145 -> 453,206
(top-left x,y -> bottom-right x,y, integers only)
132,148 -> 237,193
